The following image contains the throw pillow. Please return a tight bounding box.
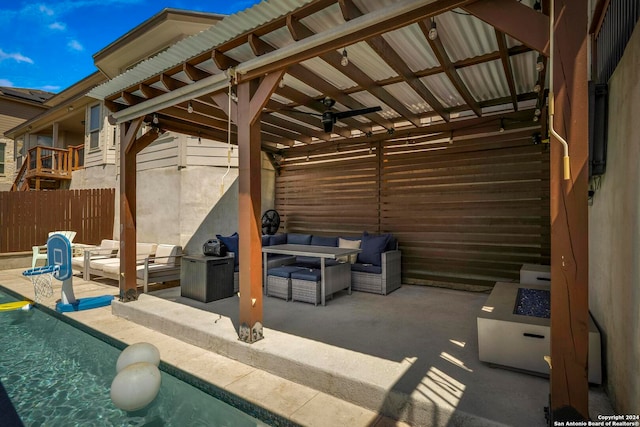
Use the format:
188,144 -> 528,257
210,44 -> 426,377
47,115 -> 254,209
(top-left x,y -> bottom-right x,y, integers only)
357,232 -> 391,266
216,233 -> 239,266
269,233 -> 286,246
338,237 -> 361,264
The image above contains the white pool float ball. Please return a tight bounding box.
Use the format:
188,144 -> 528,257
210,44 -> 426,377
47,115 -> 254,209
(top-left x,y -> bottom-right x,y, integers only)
116,342 -> 160,373
110,362 -> 161,412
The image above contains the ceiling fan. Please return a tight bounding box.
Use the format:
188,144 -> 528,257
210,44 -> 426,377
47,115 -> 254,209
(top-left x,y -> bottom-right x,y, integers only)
290,97 -> 382,133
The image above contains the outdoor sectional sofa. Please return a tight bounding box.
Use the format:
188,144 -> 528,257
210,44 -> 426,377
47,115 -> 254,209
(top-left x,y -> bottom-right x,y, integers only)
71,240 -> 182,291
216,231 -> 402,298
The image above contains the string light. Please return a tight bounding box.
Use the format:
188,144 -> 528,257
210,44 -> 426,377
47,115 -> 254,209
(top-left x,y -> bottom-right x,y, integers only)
428,18 -> 438,41
187,101 -> 194,114
536,55 -> 545,72
341,48 -> 349,66
533,0 -> 541,12
499,118 -> 505,133
533,84 -> 541,93
152,114 -> 159,125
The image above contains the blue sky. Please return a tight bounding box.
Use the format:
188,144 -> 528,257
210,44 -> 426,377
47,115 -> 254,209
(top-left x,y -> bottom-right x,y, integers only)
0,0 -> 261,93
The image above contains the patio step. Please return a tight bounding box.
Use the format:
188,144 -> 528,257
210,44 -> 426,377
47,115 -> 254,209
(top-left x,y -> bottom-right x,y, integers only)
112,294 -> 509,427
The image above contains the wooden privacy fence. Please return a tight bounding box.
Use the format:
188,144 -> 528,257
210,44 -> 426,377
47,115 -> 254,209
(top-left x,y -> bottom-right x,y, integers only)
0,189 -> 115,253
275,128 -> 550,290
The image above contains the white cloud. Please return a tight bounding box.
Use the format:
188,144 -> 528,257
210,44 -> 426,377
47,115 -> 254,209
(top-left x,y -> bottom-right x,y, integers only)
0,78 -> 14,87
39,4 -> 54,16
67,40 -> 83,51
0,49 -> 34,64
49,21 -> 66,30
40,85 -> 60,92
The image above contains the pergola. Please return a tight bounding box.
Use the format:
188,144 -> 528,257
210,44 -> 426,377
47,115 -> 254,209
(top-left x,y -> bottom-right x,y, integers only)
88,0 -> 589,420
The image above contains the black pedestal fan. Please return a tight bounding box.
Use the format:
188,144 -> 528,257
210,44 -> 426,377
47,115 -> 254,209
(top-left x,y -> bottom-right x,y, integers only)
261,209 -> 280,235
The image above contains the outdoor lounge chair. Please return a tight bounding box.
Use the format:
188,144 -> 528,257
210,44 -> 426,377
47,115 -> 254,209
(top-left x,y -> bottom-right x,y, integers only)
32,231 -> 77,268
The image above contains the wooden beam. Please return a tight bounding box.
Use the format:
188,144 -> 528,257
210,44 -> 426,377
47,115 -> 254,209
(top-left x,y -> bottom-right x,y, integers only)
495,30 -> 519,111
243,0 -> 475,81
338,0 -> 450,122
549,0 -> 589,421
183,63 -> 210,82
246,30 -> 386,132
213,49 -> 238,70
160,73 -> 187,91
138,83 -> 166,99
119,118 -> 156,302
237,79 -> 263,343
463,0 -> 550,56
421,20 -> 482,117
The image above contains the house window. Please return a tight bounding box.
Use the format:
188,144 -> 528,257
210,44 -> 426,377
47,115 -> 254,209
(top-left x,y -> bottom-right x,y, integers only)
88,104 -> 101,150
0,143 -> 5,175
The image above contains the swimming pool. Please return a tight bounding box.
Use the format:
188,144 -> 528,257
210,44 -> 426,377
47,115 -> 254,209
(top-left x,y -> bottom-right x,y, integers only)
0,287 -> 283,426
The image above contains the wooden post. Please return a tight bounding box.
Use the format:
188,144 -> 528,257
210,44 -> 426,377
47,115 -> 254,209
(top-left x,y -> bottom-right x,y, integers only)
214,69 -> 284,343
118,118 -> 159,301
549,0 -> 589,421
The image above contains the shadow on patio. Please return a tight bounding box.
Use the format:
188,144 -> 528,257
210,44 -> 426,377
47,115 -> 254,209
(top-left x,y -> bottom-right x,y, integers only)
146,283 -> 555,426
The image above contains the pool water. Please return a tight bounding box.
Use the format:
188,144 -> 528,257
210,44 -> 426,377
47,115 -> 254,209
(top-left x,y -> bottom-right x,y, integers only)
0,289 -> 272,427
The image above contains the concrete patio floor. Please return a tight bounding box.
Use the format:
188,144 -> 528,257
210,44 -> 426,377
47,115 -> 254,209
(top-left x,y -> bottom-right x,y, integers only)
0,267 -> 613,426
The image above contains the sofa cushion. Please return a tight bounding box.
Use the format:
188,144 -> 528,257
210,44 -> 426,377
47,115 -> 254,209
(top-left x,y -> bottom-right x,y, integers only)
338,237 -> 361,264
357,232 -> 391,266
268,266 -> 304,278
351,263 -> 383,274
269,233 -> 287,246
311,235 -> 338,247
291,268 -> 322,282
262,235 -> 271,247
287,233 -> 312,245
216,233 -> 239,266
136,243 -> 158,261
154,244 -> 181,266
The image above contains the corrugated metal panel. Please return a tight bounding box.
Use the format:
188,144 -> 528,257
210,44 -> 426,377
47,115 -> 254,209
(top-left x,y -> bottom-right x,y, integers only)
438,11 -> 498,62
510,51 -> 540,94
384,82 -> 434,114
299,2 -> 345,32
89,0 -> 315,99
300,57 -> 357,90
420,74 -> 465,108
282,75 -> 323,98
261,26 -> 296,49
348,91 -> 398,118
382,24 -> 439,71
345,42 -> 398,81
458,60 -> 509,102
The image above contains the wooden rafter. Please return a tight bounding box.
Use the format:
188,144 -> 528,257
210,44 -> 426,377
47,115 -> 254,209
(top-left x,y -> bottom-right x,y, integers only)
421,20 -> 482,117
245,30 -> 387,133
339,0 -> 450,122
495,30 -> 519,111
463,0 -> 550,55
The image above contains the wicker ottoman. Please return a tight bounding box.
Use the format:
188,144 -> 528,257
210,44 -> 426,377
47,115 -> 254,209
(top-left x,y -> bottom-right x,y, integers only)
291,268 -> 322,305
266,266 -> 303,301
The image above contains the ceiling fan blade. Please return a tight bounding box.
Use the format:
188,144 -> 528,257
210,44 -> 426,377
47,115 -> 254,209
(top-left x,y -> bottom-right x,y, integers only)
333,106 -> 382,120
285,109 -> 322,117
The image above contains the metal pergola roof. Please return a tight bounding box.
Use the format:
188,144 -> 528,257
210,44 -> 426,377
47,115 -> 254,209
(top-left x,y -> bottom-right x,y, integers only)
88,0 -> 548,154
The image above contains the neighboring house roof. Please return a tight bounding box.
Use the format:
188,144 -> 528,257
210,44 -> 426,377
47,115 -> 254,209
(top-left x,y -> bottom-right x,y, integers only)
0,87 -> 54,105
4,8 -> 225,139
93,8 -> 226,79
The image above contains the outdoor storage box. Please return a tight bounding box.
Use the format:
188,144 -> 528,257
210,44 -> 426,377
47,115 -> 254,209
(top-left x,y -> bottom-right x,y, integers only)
181,255 -> 234,302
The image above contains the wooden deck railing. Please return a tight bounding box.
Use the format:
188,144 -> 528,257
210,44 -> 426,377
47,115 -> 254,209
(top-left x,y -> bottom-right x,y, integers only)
12,144 -> 84,191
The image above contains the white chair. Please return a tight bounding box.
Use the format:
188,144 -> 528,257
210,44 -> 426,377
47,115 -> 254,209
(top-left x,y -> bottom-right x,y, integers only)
32,231 -> 77,268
